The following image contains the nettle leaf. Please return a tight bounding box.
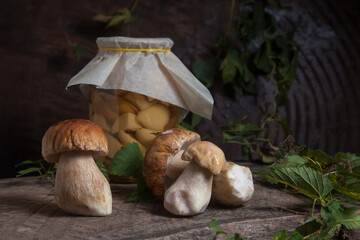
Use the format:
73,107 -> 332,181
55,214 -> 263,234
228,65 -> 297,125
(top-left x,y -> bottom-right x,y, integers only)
109,143 -> 144,180
331,175 -> 360,201
109,143 -> 155,202
335,152 -> 360,176
193,57 -> 218,88
274,155 -> 308,168
320,200 -> 360,237
295,216 -> 322,238
260,166 -> 333,200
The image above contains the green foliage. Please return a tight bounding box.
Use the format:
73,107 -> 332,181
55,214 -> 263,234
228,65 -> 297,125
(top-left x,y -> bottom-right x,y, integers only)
69,43 -> 84,59
15,159 -> 57,184
210,219 -> 248,240
108,143 -> 155,202
94,8 -> 136,28
256,139 -> 360,239
194,0 -> 299,162
260,166 -> 333,201
96,160 -> 109,181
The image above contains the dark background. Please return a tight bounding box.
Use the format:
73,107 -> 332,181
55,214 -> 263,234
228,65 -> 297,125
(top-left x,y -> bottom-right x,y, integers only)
1,0 -> 359,179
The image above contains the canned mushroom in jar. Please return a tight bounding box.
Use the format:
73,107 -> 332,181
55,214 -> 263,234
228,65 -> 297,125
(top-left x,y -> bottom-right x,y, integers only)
89,85 -> 179,182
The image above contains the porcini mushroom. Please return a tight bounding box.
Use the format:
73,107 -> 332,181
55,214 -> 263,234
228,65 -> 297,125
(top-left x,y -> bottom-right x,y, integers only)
142,128 -> 200,198
212,162 -> 254,206
163,141 -> 226,216
41,119 -> 112,216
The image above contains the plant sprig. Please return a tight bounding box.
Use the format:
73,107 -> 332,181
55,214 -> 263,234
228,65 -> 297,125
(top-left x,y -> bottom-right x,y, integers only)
193,0 -> 298,163
255,138 -> 360,239
15,159 -> 57,185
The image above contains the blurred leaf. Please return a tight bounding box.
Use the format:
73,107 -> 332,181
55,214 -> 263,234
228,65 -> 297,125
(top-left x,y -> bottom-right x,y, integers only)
191,114 -> 202,128
222,116 -> 262,140
16,167 -> 42,178
210,219 -> 228,236
126,177 -> 155,202
295,216 -> 322,237
96,160 -> 109,181
193,57 -> 217,88
69,43 -> 84,59
220,49 -> 242,84
15,159 -> 43,168
93,14 -> 112,23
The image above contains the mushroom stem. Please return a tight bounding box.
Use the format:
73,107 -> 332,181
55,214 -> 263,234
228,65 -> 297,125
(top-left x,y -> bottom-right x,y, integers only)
164,162 -> 213,216
164,150 -> 190,189
54,151 -> 112,216
212,162 -> 254,206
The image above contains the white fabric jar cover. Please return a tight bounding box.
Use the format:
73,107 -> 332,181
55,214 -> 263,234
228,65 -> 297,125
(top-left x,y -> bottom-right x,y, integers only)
67,36 -> 214,121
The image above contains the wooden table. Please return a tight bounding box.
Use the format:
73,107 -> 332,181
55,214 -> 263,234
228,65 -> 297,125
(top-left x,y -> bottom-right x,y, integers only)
0,164 -> 358,240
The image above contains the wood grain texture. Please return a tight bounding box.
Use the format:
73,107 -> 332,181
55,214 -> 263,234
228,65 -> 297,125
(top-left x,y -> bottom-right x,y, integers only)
0,175 -> 314,239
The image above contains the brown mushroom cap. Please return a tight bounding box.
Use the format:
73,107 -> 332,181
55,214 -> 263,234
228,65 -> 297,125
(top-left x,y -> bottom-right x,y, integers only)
42,119 -> 108,163
142,128 -> 200,198
181,141 -> 226,175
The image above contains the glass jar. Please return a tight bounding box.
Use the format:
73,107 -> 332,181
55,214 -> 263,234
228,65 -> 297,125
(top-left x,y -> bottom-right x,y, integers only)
89,86 -> 179,182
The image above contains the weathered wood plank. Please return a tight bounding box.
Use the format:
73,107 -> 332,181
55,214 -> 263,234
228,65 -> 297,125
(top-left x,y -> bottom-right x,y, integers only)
0,176 -> 312,239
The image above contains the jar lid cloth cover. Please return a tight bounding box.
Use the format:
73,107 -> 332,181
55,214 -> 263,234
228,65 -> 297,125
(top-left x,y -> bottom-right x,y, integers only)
67,36 -> 214,121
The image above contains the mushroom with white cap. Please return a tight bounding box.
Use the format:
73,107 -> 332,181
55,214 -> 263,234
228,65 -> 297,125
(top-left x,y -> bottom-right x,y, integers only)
212,161 -> 254,206
41,119 -> 112,216
163,141 -> 226,216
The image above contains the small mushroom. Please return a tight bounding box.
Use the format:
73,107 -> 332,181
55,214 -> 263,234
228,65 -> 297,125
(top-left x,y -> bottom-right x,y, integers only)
142,128 -> 200,198
41,119 -> 112,216
163,141 -> 226,216
212,162 -> 254,206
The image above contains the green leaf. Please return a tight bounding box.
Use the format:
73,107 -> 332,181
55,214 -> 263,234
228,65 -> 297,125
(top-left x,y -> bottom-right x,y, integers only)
273,230 -> 287,240
15,159 -> 43,168
108,143 -> 144,179
274,155 -> 308,168
193,57 -> 217,88
210,219 -> 228,235
96,160 -> 109,181
221,116 -> 262,140
16,167 -> 42,177
319,200 -> 360,237
191,113 -> 203,128
335,152 -> 360,176
260,166 -> 333,200
278,118 -> 293,135
226,233 -> 248,240
106,14 -> 128,28
252,1 -> 266,36
254,39 -> 273,73
69,43 -> 84,59
93,14 -> 112,23
125,177 -> 155,202
220,49 -> 242,84
295,216 -> 322,237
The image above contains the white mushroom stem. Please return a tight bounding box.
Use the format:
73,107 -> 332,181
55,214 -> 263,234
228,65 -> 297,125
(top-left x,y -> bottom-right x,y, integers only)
54,151 -> 112,216
164,150 -> 190,189
212,162 -> 254,206
164,162 -> 213,216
